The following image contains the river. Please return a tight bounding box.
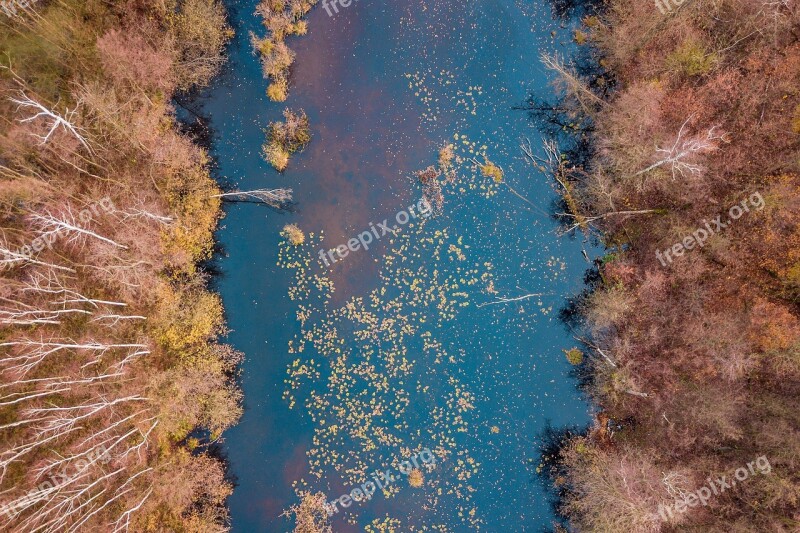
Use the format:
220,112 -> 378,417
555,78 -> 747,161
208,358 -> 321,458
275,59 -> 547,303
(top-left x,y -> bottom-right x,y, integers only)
193,0 -> 595,530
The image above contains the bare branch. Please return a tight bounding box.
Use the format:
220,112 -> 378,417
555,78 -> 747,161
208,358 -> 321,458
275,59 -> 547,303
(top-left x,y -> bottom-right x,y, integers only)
541,52 -> 606,115
29,208 -> 127,249
477,289 -> 549,308
557,209 -> 660,234
212,188 -> 293,208
9,91 -> 92,152
631,116 -> 728,182
0,244 -> 75,272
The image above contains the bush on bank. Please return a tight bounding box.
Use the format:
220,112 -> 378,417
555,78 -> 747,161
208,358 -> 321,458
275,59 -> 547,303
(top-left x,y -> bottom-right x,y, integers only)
0,0 -> 241,530
540,1 -> 800,531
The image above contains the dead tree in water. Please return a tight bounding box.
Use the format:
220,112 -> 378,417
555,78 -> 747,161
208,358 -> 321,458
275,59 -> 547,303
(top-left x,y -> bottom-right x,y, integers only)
212,188 -> 293,209
540,52 -> 606,117
523,138 -> 659,235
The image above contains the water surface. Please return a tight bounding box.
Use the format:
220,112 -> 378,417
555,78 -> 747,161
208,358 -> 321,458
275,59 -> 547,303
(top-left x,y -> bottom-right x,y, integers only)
196,1 -> 595,530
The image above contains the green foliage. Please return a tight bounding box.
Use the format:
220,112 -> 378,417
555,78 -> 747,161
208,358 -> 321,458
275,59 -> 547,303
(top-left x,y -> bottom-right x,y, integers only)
480,158 -> 504,183
786,262 -> 800,295
251,0 -> 315,100
166,0 -> 233,90
599,252 -> 619,264
792,104 -> 800,134
282,224 -> 306,245
262,108 -> 311,171
565,348 -> 585,365
666,39 -> 716,77
0,32 -> 67,99
154,284 -> 225,357
0,0 -> 108,97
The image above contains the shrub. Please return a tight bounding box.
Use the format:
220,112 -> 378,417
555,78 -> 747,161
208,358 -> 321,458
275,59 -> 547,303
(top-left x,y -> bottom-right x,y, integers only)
792,105 -> 800,134
585,286 -> 631,331
267,77 -> 289,101
253,34 -> 275,56
283,224 -> 305,245
565,348 -> 585,365
480,158 -> 504,183
408,469 -> 424,487
666,39 -> 716,77
264,143 -> 290,171
154,283 -> 226,355
162,157 -> 222,271
439,143 -> 455,169
275,108 -> 311,151
282,492 -> 332,533
252,0 -> 315,101
786,262 -> 800,297
292,20 -> 308,35
561,445 -> 671,532
263,109 -> 310,170
169,0 -> 233,90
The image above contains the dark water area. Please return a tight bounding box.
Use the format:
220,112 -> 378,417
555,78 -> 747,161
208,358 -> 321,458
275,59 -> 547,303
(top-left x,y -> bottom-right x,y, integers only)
192,0 -> 599,530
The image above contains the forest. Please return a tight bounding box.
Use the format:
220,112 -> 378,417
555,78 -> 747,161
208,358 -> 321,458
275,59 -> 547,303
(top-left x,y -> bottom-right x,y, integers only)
539,0 -> 800,531
1,0 -> 798,531
0,0 -> 241,531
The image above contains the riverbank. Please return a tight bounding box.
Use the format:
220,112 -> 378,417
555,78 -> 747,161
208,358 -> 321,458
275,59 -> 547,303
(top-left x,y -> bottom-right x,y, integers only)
0,1 -> 241,530
542,1 -> 800,531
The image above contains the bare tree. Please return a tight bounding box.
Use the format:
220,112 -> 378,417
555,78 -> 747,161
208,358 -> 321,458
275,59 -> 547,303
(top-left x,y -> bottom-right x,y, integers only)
523,138 -> 659,234
541,52 -> 606,115
120,210 -> 172,225
631,117 -> 728,182
759,0 -> 791,45
112,486 -> 153,533
21,272 -> 127,308
0,305 -> 91,326
477,290 -> 548,308
30,208 -> 127,249
90,314 -> 147,327
212,188 -> 293,208
0,339 -> 148,376
9,91 -> 92,152
557,208 -> 660,235
0,243 -> 75,273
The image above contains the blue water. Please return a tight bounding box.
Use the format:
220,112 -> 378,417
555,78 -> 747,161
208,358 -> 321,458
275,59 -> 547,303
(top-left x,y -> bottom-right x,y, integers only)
194,0 -> 595,530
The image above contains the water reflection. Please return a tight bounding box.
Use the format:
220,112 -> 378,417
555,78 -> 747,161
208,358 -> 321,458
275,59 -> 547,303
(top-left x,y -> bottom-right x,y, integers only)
198,0 -> 594,530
